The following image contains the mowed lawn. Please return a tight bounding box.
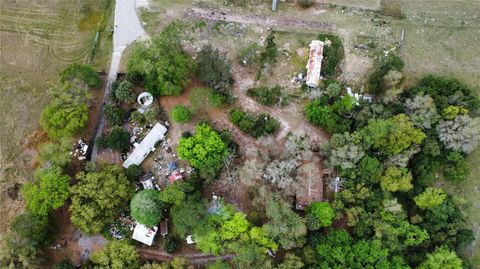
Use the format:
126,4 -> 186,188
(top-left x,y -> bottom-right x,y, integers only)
0,0 -> 112,233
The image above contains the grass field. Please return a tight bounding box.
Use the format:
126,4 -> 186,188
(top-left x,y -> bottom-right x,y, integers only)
0,0 -> 113,233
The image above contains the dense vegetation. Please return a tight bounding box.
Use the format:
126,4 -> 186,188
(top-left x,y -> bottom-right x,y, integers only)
230,108 -> 280,137
196,45 -> 234,101
317,34 -> 344,77
127,22 -> 193,96
303,75 -> 479,268
171,105 -> 192,123
177,124 -> 229,180
247,85 -> 290,107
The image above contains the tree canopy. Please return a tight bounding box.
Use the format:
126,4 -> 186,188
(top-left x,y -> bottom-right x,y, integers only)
177,124 -> 228,179
127,22 -> 192,96
130,189 -> 165,226
70,165 -> 134,235
305,202 -> 335,230
22,167 -> 70,216
90,241 -> 140,269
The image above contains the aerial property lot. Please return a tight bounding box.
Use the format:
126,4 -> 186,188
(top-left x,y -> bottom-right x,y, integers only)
1,0 -> 479,268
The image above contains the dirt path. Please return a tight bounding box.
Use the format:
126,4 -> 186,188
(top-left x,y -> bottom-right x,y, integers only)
137,248 -> 234,264
231,65 -> 330,145
186,7 -> 336,31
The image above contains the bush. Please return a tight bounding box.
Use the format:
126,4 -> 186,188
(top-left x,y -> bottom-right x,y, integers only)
107,126 -> 130,152
317,34 -> 344,77
126,164 -> 142,181
367,54 -> 404,95
171,105 -> 192,123
53,260 -> 75,269
127,22 -> 192,96
260,33 -> 277,66
131,110 -> 146,125
130,189 -> 165,226
247,85 -> 290,107
229,108 -> 280,138
144,107 -> 159,124
299,0 -> 313,8
238,42 -> 262,66
59,63 -> 101,88
104,103 -> 127,126
115,80 -> 135,102
196,45 -> 233,97
164,235 -> 179,253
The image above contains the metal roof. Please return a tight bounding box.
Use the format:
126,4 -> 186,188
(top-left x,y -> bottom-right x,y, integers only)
122,122 -> 167,168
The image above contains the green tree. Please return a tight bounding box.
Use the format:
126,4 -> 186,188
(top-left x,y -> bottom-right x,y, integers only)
414,187 -> 447,209
261,33 -> 277,65
362,114 -> 426,155
126,164 -> 142,181
38,138 -> 72,168
219,212 -> 250,241
107,126 -> 130,152
419,246 -> 462,269
159,181 -> 194,205
70,165 -> 134,235
0,213 -> 48,268
444,151 -> 469,182
171,105 -> 192,123
40,83 -> 89,140
127,22 -> 192,96
145,107 -> 159,124
207,260 -> 232,269
130,189 -> 165,226
196,45 -> 233,97
380,166 -> 413,192
263,195 -> 306,249
22,167 -> 70,216
441,106 -> 468,120
177,124 -> 228,179
115,80 -> 135,102
131,110 -> 146,124
305,202 -> 334,230
59,63 -> 101,88
53,260 -> 75,269
170,196 -> 208,237
104,103 -> 127,126
90,241 -> 140,269
275,253 -> 304,269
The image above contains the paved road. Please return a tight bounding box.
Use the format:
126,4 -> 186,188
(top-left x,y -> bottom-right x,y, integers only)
91,0 -> 148,162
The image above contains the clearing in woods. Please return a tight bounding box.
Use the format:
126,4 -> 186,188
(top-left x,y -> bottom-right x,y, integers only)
0,0 -> 113,233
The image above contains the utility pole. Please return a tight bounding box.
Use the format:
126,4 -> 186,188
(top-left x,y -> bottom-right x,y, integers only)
272,0 -> 278,12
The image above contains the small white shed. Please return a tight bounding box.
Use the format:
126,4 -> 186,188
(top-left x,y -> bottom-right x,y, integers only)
132,223 -> 158,246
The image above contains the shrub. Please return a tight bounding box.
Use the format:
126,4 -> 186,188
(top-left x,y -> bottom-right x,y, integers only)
115,80 -> 135,102
144,107 -> 159,124
130,189 -> 165,226
104,103 -> 127,126
127,22 -> 192,96
189,87 -> 224,112
317,34 -> 344,77
164,235 -> 179,253
53,260 -> 75,269
238,42 -> 262,66
59,63 -> 101,88
247,85 -> 290,107
196,45 -> 233,97
299,0 -> 313,8
131,110 -> 146,125
126,164 -> 142,181
171,105 -> 192,123
260,33 -> 278,66
107,126 -> 130,152
229,108 -> 280,138
367,53 -> 404,95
